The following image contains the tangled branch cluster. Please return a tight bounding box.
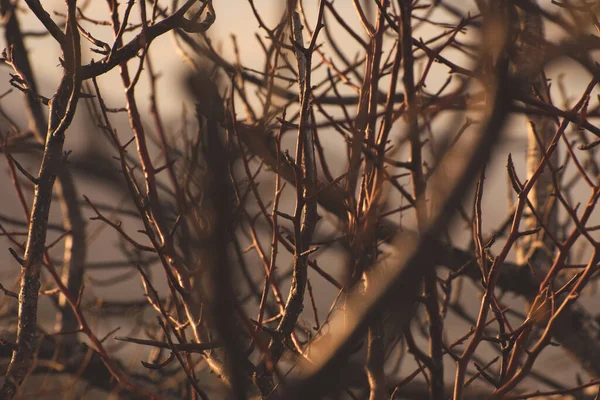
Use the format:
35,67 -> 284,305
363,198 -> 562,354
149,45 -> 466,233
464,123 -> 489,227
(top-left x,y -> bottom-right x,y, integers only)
0,0 -> 599,399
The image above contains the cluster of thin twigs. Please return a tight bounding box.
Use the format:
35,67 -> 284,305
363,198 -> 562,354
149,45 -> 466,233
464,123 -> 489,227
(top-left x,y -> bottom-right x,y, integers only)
0,0 -> 599,399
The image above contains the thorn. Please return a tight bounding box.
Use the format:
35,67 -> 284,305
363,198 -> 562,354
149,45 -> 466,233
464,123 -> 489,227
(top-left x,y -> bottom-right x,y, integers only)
0,282 -> 18,299
506,153 -> 522,194
122,136 -> 135,150
154,159 -> 176,174
167,213 -> 183,239
7,154 -> 38,184
9,248 -> 25,266
300,247 -> 319,257
517,227 -> 541,237
579,139 -> 600,150
274,210 -> 294,221
76,283 -> 85,308
63,149 -> 72,163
